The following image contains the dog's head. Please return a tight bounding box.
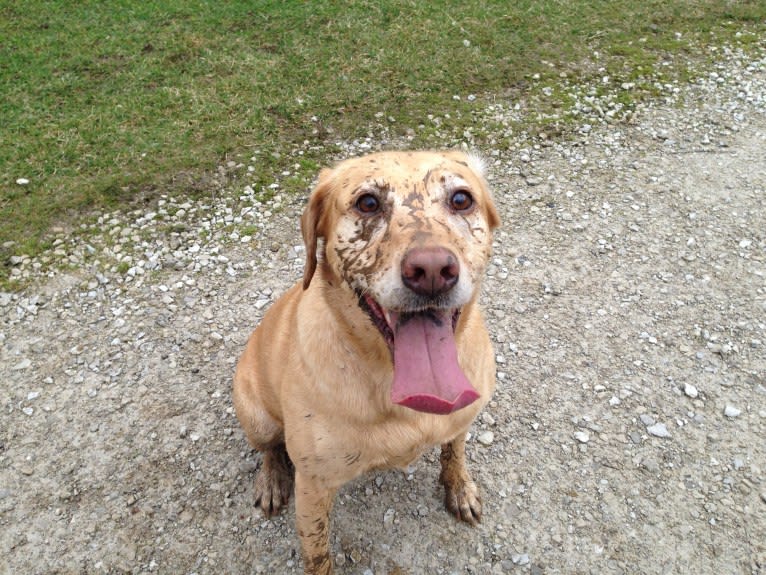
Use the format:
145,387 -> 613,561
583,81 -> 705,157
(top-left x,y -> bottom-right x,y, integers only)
301,150 -> 500,414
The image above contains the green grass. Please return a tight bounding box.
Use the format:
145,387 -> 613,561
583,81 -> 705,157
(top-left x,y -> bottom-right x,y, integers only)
1,1 -> 765,285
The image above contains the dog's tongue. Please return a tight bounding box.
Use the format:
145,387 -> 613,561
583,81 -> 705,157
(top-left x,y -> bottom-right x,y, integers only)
390,311 -> 479,414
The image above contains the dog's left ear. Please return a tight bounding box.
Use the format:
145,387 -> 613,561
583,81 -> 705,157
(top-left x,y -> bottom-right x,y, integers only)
485,191 -> 501,231
301,168 -> 333,289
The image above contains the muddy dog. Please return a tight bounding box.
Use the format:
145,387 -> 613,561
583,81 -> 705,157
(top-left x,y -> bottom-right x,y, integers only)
233,150 -> 500,574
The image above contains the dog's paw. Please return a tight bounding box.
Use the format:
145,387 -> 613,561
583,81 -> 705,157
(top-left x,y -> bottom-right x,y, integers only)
254,448 -> 294,517
443,478 -> 482,525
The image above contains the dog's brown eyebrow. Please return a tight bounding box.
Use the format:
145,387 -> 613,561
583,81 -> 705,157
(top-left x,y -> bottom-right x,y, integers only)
353,179 -> 390,196
440,172 -> 472,188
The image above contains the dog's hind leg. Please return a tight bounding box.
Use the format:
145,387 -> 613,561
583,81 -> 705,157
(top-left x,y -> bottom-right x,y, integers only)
439,435 -> 482,525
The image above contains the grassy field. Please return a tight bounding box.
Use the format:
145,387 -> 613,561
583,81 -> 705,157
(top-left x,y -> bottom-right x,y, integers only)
1,1 -> 765,284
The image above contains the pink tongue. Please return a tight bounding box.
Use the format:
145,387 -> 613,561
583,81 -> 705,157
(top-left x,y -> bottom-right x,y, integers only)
391,312 -> 479,414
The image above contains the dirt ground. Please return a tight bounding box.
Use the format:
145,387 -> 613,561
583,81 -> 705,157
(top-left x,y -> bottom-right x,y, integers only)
2,46 -> 765,575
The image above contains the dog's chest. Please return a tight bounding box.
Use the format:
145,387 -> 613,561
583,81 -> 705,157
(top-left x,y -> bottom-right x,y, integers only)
299,411 -> 472,484
365,420 -> 447,469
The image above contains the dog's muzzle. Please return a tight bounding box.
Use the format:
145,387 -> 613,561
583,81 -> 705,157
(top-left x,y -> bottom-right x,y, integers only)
358,246 -> 479,415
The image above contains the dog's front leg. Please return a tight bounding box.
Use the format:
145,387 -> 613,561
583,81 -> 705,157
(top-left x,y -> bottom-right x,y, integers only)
295,471 -> 336,575
439,434 -> 482,525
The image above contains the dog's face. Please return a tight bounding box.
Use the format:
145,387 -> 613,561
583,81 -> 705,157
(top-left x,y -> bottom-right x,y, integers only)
302,151 -> 500,414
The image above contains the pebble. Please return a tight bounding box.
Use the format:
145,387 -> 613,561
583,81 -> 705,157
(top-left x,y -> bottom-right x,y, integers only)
724,405 -> 741,418
477,431 -> 494,446
647,423 -> 671,438
512,553 -> 530,565
641,457 -> 660,473
574,431 -> 590,444
683,383 -> 699,399
639,414 -> 655,427
11,358 -> 31,371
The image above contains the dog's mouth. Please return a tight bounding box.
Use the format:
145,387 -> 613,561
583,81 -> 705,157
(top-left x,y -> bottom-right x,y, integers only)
358,294 -> 479,415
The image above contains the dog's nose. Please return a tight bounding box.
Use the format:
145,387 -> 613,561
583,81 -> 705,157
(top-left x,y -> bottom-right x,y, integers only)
401,247 -> 460,297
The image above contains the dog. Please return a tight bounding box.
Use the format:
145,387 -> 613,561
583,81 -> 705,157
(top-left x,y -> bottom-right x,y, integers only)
233,150 -> 500,574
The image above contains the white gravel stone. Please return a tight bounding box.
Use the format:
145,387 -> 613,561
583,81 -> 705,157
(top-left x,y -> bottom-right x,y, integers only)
640,414 -> 656,427
724,405 -> 742,418
477,431 -> 494,446
512,553 -> 530,565
574,431 -> 590,444
647,423 -> 672,438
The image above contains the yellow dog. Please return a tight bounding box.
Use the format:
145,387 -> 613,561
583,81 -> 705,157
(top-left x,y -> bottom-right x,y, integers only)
234,150 -> 500,574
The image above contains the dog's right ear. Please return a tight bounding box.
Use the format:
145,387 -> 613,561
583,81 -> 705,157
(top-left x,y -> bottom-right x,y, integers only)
300,168 -> 334,289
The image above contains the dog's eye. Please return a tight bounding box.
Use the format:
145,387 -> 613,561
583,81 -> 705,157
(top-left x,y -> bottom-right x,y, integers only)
355,194 -> 381,214
449,190 -> 474,212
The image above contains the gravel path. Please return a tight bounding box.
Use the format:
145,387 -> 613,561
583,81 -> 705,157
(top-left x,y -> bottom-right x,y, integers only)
2,38 -> 765,575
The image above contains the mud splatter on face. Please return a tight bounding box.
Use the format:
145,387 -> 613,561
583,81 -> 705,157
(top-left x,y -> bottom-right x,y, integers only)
320,152 -> 498,310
